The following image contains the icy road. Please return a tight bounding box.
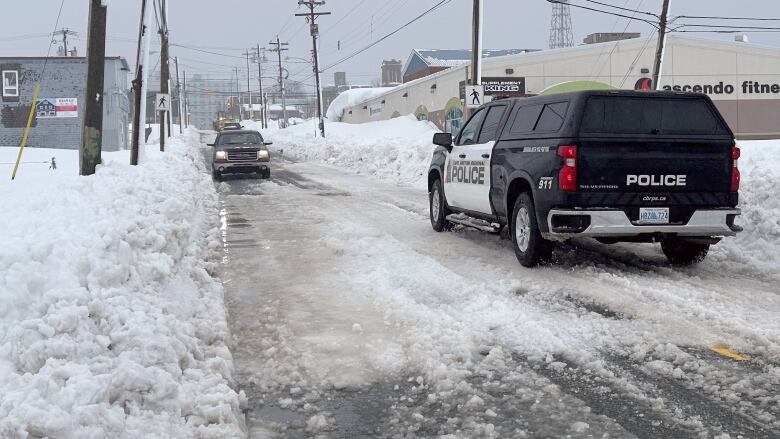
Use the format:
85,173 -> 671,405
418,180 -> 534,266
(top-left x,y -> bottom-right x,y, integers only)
211,146 -> 780,438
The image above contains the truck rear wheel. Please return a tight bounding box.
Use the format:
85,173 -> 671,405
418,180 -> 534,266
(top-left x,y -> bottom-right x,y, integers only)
661,239 -> 710,265
429,179 -> 452,232
511,192 -> 553,267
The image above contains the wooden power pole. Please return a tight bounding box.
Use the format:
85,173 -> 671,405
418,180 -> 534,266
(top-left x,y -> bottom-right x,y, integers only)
243,49 -> 254,120
269,37 -> 289,128
130,0 -> 149,166
174,56 -> 183,134
159,0 -> 169,151
79,0 -> 107,176
182,70 -> 188,128
652,0 -> 672,90
467,0 -> 483,119
255,44 -> 267,129
296,0 -> 330,138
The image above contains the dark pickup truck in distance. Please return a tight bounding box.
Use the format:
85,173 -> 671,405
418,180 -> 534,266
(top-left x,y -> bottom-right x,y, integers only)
428,90 -> 742,267
208,129 -> 272,180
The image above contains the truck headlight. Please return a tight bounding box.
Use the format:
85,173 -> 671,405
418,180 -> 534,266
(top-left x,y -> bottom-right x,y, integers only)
215,151 -> 227,160
257,150 -> 269,160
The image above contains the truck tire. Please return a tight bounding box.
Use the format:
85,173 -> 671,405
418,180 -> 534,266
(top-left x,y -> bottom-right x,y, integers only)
661,239 -> 709,265
213,170 -> 222,181
511,192 -> 553,267
429,179 -> 452,232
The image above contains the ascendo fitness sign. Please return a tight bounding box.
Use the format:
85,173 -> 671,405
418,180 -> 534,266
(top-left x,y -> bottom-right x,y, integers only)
636,78 -> 780,95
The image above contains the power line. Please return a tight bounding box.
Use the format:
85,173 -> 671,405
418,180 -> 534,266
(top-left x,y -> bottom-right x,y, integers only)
170,43 -> 245,59
672,23 -> 780,32
322,0 -> 406,55
0,33 -> 51,43
676,15 -> 780,22
547,0 -> 658,28
581,0 -> 656,17
314,0 -> 454,77
586,0 -> 641,82
320,0 -> 367,32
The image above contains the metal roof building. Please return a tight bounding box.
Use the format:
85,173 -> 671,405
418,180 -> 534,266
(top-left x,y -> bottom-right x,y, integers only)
338,36 -> 780,140
402,49 -> 537,83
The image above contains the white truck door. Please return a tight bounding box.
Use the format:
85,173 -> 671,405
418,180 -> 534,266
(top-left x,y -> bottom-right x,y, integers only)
445,105 -> 508,214
443,108 -> 486,210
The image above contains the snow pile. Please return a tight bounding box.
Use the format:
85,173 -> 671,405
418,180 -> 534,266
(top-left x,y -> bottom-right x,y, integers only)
711,140 -> 780,272
325,87 -> 393,121
0,132 -> 244,437
257,116 -> 439,187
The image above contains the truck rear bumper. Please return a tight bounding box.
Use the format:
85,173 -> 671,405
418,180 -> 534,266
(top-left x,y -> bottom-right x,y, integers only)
545,208 -> 741,240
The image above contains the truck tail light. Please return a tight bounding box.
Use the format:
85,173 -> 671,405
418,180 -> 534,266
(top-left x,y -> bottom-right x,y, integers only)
557,145 -> 577,192
731,145 -> 740,192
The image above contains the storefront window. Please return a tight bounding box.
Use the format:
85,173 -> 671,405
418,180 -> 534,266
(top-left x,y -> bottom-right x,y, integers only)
2,71 -> 19,97
445,106 -> 463,135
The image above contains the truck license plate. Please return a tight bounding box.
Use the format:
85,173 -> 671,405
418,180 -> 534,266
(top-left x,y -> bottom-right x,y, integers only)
639,207 -> 669,224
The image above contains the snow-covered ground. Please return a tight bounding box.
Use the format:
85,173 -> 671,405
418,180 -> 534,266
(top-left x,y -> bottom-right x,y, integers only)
250,117 -> 780,277
218,118 -> 780,437
0,133 -> 244,437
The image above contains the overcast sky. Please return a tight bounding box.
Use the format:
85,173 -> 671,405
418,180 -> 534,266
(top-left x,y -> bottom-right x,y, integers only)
4,0 -> 780,90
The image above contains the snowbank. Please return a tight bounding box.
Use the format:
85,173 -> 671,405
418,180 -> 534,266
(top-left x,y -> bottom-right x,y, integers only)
0,132 -> 244,437
325,87 -> 393,121
710,140 -> 780,272
253,116 -> 439,187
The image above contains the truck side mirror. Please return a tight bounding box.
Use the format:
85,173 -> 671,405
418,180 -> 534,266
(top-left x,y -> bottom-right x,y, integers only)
433,132 -> 453,152
207,143 -> 215,147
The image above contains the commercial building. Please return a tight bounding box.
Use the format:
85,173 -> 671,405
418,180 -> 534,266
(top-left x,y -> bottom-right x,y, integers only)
402,49 -> 535,83
381,60 -> 403,86
582,32 -> 640,44
1,56 -> 130,150
337,36 -> 780,139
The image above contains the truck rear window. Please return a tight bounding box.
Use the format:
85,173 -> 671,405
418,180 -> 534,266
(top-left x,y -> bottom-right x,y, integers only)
581,96 -> 729,136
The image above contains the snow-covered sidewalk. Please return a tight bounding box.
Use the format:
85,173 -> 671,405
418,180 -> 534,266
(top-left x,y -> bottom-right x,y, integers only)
0,131 -> 244,437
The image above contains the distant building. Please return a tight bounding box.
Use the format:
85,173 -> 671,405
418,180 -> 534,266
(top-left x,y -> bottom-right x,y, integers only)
583,32 -> 640,45
402,49 -> 537,83
322,72 -> 375,114
381,60 -> 402,86
0,56 -> 130,150
339,35 -> 780,139
334,72 -> 347,88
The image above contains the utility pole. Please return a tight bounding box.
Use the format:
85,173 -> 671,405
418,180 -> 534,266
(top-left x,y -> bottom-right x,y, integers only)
243,49 -> 254,120
159,0 -> 169,151
234,67 -> 241,120
296,1 -> 330,138
174,56 -> 182,134
255,44 -> 267,129
183,70 -> 189,128
467,0 -> 483,119
55,28 -> 78,56
269,37 -> 289,128
80,0 -> 107,176
652,0 -> 672,90
131,0 -> 151,165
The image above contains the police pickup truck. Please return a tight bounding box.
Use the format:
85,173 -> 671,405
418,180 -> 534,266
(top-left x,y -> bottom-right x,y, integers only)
428,90 -> 742,267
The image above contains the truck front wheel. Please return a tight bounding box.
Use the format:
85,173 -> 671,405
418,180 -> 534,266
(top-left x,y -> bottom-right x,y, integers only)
429,179 -> 452,232
661,238 -> 709,265
511,192 -> 553,267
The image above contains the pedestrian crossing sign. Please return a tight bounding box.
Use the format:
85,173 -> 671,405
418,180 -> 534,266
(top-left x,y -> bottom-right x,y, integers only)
155,93 -> 171,111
